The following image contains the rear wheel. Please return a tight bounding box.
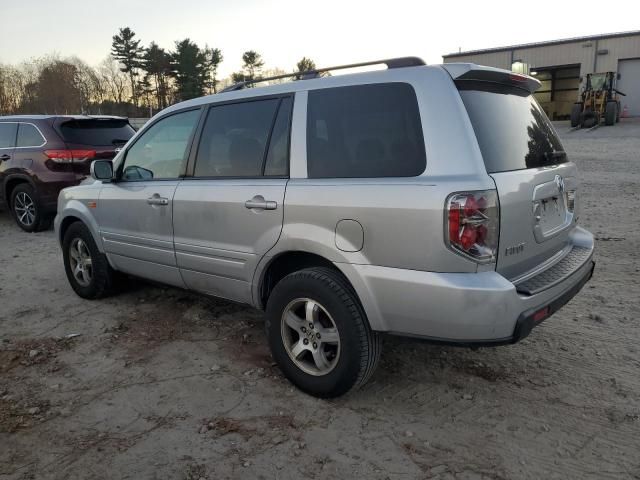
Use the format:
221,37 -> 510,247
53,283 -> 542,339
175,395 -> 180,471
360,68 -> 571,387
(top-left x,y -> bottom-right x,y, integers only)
266,267 -> 381,398
605,101 -> 617,126
570,103 -> 582,127
10,184 -> 51,232
62,222 -> 115,299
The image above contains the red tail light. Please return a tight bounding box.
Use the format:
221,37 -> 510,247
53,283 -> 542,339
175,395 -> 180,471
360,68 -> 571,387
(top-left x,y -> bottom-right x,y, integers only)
445,190 -> 499,263
45,149 -> 96,163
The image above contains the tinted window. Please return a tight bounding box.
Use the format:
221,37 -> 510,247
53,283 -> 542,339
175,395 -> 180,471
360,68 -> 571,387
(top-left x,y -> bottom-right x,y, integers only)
194,99 -> 279,177
307,83 -> 426,178
17,123 -> 45,147
0,123 -> 17,148
122,109 -> 200,181
264,97 -> 292,176
60,119 -> 135,146
458,83 -> 565,173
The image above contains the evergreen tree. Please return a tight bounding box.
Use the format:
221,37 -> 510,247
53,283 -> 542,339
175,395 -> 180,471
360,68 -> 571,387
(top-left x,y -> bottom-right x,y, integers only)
111,27 -> 144,107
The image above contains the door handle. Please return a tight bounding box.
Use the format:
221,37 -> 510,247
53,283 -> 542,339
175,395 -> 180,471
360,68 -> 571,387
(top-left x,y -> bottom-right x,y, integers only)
147,194 -> 169,206
0,154 -> 10,162
245,195 -> 277,210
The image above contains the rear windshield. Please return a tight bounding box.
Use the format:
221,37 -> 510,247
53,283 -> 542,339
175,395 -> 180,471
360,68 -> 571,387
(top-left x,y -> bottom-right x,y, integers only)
458,82 -> 565,173
60,119 -> 135,146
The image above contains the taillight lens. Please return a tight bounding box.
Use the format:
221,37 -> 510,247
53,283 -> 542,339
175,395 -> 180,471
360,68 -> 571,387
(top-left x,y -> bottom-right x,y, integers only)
445,190 -> 499,263
45,149 -> 96,163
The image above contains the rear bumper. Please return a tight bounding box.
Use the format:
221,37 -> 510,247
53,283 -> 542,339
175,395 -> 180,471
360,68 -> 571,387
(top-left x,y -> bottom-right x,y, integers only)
339,227 -> 595,344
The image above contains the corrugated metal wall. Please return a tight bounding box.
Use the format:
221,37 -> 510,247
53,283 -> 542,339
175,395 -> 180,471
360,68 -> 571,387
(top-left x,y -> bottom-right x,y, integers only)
443,33 -> 640,117
444,34 -> 640,77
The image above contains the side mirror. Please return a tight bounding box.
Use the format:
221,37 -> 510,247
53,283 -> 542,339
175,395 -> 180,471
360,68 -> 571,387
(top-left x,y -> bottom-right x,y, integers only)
90,160 -> 113,182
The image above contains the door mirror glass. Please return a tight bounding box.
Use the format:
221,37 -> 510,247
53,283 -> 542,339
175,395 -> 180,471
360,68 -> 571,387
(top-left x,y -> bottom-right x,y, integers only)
123,165 -> 153,181
91,160 -> 114,181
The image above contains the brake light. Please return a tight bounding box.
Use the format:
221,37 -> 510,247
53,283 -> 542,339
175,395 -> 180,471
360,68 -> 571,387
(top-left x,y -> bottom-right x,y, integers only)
445,190 -> 499,263
45,149 -> 96,163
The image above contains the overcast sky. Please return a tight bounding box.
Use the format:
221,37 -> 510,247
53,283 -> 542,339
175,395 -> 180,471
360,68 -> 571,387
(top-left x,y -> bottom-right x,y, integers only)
1,0 -> 638,76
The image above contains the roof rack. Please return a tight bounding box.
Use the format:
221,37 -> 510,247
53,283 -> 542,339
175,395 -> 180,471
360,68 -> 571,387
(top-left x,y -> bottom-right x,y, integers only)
220,56 -> 426,92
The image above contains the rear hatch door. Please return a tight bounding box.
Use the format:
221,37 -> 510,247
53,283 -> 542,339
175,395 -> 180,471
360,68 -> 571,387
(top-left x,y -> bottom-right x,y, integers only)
56,117 -> 135,174
449,66 -> 577,280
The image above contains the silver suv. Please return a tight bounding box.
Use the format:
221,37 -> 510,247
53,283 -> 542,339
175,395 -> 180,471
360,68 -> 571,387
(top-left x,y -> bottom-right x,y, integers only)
55,58 -> 595,397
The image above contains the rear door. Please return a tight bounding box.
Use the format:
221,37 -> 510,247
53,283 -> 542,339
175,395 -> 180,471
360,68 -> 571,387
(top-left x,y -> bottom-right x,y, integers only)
98,109 -> 201,287
455,76 -> 578,280
172,95 -> 293,303
0,122 -> 17,205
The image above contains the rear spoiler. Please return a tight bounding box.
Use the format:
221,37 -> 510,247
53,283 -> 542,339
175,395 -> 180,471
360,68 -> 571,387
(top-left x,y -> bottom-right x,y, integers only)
442,63 -> 541,93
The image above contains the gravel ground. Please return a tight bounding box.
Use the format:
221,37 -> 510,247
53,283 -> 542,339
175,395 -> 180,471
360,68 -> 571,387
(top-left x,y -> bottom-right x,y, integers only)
1,119 -> 639,480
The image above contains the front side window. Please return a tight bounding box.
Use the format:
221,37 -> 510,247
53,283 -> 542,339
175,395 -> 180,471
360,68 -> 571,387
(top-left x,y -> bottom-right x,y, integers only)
307,83 -> 426,178
0,123 -> 17,149
121,109 -> 200,181
17,124 -> 45,147
194,98 -> 282,177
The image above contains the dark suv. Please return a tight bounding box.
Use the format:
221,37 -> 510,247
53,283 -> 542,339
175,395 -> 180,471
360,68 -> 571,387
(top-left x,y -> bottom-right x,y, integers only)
0,115 -> 135,231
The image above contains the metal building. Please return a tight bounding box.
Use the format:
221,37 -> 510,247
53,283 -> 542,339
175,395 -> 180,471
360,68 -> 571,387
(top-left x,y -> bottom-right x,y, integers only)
443,31 -> 640,119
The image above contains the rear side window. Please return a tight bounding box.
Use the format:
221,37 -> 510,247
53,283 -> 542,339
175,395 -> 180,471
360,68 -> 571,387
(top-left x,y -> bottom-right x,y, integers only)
17,124 -> 45,147
0,123 -> 17,148
194,98 -> 281,177
60,119 -> 135,146
307,83 -> 426,178
458,83 -> 565,173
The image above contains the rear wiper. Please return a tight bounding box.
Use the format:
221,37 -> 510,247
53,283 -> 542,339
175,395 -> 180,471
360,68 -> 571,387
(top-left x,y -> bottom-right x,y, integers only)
112,139 -> 129,146
544,151 -> 567,162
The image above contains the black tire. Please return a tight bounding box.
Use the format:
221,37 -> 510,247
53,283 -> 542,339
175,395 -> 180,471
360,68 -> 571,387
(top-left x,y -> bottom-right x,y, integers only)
605,101 -> 617,126
265,267 -> 382,398
616,101 -> 621,122
581,111 -> 596,129
62,221 -> 115,299
10,183 -> 51,232
570,103 -> 582,127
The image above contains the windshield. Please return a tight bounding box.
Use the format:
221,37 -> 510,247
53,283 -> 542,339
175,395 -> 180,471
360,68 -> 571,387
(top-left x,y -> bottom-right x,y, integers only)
60,119 -> 135,146
589,74 -> 607,90
458,83 -> 566,173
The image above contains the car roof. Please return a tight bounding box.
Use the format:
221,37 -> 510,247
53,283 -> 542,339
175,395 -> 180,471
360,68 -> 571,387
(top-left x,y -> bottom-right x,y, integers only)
0,115 -> 128,121
160,62 -> 526,117
161,64 -> 439,116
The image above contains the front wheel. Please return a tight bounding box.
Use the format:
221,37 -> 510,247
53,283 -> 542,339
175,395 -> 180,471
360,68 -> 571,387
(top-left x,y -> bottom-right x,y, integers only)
570,103 -> 582,127
605,101 -> 617,126
62,222 -> 115,299
266,267 -> 381,398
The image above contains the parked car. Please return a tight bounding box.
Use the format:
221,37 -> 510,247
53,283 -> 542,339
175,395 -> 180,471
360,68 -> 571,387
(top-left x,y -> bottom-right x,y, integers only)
54,58 -> 595,397
0,115 -> 135,231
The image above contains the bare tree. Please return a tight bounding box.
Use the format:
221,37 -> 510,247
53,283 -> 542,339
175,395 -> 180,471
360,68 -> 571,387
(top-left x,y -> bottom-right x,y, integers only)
98,57 -> 129,105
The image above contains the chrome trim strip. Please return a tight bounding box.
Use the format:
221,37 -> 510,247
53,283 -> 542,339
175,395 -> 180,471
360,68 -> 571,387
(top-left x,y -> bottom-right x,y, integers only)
0,121 -> 47,149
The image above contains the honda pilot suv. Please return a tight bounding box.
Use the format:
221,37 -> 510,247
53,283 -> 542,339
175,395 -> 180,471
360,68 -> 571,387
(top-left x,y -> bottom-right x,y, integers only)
54,58 -> 595,397
0,115 -> 135,231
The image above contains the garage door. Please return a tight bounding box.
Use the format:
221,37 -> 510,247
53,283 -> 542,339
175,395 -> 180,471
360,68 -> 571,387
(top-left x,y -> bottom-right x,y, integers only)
618,59 -> 640,117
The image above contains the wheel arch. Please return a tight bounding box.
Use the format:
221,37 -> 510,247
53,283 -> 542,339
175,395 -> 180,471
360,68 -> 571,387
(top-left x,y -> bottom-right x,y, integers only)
3,174 -> 36,205
253,250 -> 387,332
55,201 -> 104,254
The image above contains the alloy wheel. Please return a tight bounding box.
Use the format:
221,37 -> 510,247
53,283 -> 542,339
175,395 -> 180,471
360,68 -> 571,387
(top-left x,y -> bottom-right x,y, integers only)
14,192 -> 36,227
280,298 -> 341,376
69,238 -> 93,287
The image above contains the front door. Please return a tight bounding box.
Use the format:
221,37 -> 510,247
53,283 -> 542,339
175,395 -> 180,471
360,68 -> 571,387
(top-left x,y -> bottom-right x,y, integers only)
98,108 -> 201,287
173,96 -> 293,303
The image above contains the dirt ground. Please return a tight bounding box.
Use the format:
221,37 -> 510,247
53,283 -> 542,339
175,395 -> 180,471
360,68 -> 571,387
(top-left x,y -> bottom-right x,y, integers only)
1,120 -> 639,480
